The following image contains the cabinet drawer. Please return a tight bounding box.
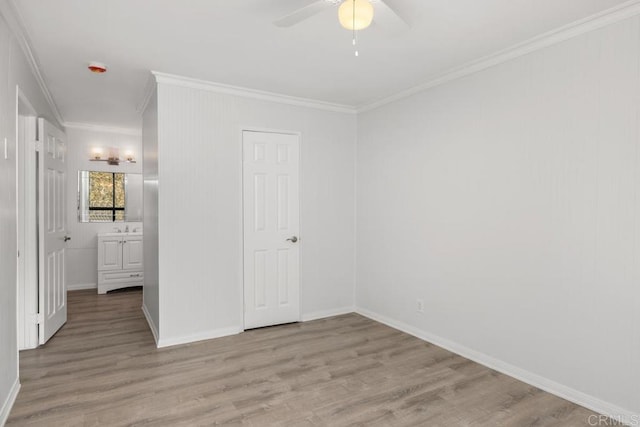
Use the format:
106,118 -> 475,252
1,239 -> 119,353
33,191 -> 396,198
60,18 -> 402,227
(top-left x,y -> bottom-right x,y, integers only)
99,270 -> 144,284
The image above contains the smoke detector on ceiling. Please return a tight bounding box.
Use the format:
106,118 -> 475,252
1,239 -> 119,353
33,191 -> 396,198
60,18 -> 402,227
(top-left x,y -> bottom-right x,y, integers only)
88,62 -> 107,73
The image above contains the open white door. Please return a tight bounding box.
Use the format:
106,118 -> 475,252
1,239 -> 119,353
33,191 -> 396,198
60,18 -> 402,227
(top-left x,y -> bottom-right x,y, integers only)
38,118 -> 68,345
243,131 -> 300,329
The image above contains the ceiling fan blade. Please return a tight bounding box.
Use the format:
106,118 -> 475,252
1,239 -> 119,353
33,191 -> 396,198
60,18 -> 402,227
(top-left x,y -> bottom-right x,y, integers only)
273,0 -> 334,28
373,0 -> 409,33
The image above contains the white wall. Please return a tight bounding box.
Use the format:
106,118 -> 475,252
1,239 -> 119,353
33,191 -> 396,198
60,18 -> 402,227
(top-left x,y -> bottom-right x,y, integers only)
142,90 -> 159,340
0,8 -> 59,425
152,80 -> 356,345
64,127 -> 142,290
356,15 -> 640,419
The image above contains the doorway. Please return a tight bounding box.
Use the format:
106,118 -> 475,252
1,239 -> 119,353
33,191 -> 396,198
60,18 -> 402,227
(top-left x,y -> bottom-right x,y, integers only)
242,130 -> 301,330
17,88 -> 68,349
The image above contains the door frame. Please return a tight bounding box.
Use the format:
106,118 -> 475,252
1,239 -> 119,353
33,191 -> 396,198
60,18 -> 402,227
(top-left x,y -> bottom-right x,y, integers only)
16,86 -> 39,351
239,127 -> 302,331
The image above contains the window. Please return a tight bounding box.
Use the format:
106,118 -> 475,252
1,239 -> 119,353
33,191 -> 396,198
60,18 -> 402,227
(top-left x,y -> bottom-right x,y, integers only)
88,172 -> 125,221
78,171 -> 143,223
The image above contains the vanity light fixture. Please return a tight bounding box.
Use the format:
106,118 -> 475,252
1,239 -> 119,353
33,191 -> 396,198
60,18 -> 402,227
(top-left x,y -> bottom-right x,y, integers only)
90,147 -> 136,165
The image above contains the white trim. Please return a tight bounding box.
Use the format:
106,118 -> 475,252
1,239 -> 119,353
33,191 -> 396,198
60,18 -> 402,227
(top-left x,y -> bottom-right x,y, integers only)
238,128 -> 245,332
301,306 -> 354,322
15,103 -> 38,352
358,0 -> 640,113
63,122 -> 141,136
157,327 -> 241,348
16,87 -> 36,116
355,307 -> 639,426
0,379 -> 20,426
66,283 -> 97,291
136,74 -> 157,114
141,303 -> 158,346
352,109 -> 359,310
0,0 -> 64,125
151,71 -> 357,115
241,127 -> 301,136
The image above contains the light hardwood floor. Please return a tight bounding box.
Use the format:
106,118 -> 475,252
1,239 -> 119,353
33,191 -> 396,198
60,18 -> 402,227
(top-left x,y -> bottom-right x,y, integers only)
7,289 -> 598,426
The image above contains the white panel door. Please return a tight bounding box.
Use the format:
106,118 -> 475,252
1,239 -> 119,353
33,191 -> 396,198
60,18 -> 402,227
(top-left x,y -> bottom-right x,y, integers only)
243,131 -> 300,329
38,118 -> 68,345
123,235 -> 143,269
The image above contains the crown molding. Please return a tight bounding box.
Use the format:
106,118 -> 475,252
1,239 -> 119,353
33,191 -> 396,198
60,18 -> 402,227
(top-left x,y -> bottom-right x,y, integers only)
0,0 -> 64,125
64,122 -> 142,136
358,0 -> 640,113
150,71 -> 358,115
4,0 -> 637,123
136,73 -> 157,114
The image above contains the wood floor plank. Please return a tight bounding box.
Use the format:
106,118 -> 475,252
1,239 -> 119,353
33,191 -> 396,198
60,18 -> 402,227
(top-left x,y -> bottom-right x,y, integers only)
7,289 -> 599,426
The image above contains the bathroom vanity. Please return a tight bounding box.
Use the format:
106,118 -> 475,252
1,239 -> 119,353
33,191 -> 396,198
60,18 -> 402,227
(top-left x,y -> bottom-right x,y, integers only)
97,232 -> 143,294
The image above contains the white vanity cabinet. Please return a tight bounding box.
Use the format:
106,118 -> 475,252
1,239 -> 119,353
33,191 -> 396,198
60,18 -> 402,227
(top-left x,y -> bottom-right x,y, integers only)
97,233 -> 143,294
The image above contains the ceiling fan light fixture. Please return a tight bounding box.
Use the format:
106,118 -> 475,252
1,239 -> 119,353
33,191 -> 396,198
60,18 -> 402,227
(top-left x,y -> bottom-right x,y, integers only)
338,0 -> 374,30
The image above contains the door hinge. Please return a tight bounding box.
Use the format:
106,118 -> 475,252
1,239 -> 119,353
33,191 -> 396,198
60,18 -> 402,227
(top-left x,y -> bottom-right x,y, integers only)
36,313 -> 44,325
34,140 -> 43,152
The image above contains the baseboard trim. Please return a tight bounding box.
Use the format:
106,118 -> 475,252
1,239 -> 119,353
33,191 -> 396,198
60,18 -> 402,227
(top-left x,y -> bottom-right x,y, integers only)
157,327 -> 241,348
149,308 -> 353,349
141,303 -> 159,346
67,283 -> 97,291
301,306 -> 355,322
0,379 -> 20,426
355,307 -> 638,425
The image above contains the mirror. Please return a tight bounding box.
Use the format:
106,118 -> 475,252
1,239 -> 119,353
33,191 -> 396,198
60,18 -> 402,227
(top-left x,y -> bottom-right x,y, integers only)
78,171 -> 143,222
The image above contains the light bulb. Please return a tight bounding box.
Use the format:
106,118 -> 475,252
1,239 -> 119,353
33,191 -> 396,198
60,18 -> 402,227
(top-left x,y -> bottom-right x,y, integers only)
338,0 -> 374,31
92,147 -> 103,160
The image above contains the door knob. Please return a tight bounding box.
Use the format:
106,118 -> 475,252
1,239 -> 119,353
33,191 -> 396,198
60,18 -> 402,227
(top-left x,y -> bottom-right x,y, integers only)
63,235 -> 71,242
286,236 -> 298,243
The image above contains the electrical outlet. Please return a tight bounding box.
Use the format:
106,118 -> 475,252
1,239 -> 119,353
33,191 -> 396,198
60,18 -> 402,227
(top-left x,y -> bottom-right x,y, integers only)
416,299 -> 424,313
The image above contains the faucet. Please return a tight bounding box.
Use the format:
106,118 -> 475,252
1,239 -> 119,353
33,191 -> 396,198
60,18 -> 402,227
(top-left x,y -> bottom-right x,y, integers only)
113,227 -> 122,233
125,225 -> 129,233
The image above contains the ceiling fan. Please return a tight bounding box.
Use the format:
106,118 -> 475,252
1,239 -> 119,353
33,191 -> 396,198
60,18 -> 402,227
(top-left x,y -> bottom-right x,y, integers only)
273,0 -> 408,33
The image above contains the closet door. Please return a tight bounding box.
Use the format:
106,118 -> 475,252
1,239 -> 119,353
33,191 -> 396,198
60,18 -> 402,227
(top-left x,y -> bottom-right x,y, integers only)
243,131 -> 300,330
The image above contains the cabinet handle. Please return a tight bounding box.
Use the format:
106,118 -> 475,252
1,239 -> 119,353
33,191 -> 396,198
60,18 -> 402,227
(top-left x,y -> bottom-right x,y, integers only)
130,273 -> 141,277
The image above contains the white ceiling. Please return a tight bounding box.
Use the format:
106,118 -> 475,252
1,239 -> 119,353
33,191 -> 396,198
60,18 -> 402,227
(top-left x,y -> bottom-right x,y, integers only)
14,0 -> 629,130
